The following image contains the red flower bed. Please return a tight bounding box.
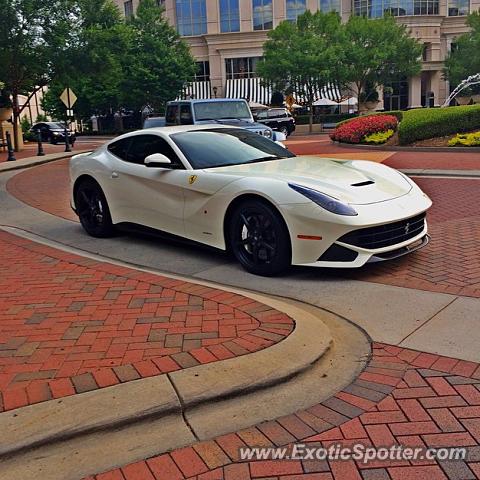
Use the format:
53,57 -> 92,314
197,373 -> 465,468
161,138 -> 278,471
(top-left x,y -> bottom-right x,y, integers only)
330,115 -> 398,144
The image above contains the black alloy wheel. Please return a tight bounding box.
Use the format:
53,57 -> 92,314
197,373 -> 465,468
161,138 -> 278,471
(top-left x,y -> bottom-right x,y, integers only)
75,179 -> 114,238
229,200 -> 291,276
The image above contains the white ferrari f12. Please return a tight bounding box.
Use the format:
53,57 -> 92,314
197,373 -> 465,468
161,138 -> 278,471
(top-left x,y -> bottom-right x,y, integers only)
70,125 -> 432,276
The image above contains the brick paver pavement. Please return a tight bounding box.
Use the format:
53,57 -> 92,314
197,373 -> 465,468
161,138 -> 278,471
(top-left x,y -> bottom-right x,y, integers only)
0,231 -> 294,412
88,343 -> 480,480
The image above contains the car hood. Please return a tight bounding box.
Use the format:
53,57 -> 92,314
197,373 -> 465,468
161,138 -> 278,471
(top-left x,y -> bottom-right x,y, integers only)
209,156 -> 412,205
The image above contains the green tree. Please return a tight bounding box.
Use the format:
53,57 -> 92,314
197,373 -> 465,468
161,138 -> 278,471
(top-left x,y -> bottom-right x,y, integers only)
42,0 -> 132,121
0,0 -> 74,149
257,11 -> 344,132
341,15 -> 422,104
444,12 -> 480,93
120,0 -> 196,112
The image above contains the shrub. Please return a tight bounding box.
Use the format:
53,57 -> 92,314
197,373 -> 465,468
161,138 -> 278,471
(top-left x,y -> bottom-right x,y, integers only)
335,110 -> 403,127
398,105 -> 480,145
363,129 -> 394,144
330,115 -> 398,143
448,131 -> 480,146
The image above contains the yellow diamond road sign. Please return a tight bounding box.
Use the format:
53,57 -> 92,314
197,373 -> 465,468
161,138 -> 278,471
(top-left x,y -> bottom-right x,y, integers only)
60,88 -> 77,109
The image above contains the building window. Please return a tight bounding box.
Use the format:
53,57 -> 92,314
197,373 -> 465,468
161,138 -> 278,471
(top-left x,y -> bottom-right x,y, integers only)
176,0 -> 207,36
226,57 -> 262,79
195,61 -> 210,81
253,0 -> 273,30
319,0 -> 341,12
448,0 -> 469,15
353,0 -> 439,16
124,0 -> 133,18
220,0 -> 240,32
286,0 -> 307,21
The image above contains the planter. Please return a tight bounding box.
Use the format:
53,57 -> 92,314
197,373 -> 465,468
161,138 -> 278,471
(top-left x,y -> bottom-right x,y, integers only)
455,96 -> 472,105
0,107 -> 13,122
471,95 -> 480,104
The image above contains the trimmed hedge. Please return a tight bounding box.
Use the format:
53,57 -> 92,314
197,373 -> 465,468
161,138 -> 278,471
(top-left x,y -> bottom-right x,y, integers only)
398,105 -> 480,145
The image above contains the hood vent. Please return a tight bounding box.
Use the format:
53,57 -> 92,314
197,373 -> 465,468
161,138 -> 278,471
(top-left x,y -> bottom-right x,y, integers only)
351,180 -> 375,187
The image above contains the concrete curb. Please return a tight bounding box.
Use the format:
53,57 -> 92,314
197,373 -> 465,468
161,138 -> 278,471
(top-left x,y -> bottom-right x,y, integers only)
0,150 -> 90,173
333,141 -> 480,153
0,226 -> 333,460
401,168 -> 480,178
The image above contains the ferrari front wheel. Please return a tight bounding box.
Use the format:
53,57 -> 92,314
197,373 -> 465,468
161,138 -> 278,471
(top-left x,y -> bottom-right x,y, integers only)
229,200 -> 291,276
75,179 -> 114,238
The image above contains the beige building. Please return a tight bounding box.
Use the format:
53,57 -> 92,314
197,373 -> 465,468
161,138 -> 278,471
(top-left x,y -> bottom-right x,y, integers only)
115,0 -> 479,108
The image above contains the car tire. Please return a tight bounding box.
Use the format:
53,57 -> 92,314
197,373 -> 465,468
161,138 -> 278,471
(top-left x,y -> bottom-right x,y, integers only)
50,135 -> 57,145
75,178 -> 115,238
229,199 -> 291,276
280,126 -> 289,137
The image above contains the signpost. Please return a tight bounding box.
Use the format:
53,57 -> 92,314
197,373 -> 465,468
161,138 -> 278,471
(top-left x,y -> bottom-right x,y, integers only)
59,88 -> 77,152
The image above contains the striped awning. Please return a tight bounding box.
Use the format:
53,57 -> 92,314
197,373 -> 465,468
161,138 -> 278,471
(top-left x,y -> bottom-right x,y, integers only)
178,81 -> 211,100
292,83 -> 343,104
225,78 -> 272,104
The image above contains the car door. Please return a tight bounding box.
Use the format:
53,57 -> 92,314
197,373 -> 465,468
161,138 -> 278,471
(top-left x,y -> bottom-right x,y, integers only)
105,133 -> 191,236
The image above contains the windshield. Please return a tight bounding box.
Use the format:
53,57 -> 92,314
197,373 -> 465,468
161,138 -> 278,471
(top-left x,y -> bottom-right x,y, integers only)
144,117 -> 165,128
171,128 -> 295,169
193,101 -> 252,121
48,122 -> 66,130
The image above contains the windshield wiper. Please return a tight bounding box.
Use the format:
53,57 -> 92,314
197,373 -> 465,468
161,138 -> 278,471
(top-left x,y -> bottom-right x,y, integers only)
244,156 -> 284,164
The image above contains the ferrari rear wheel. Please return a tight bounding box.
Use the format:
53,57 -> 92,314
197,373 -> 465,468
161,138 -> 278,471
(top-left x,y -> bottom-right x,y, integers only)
229,200 -> 291,276
75,179 -> 114,238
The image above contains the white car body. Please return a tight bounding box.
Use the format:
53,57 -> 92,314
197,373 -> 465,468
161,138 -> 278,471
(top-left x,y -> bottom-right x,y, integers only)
70,125 -> 432,270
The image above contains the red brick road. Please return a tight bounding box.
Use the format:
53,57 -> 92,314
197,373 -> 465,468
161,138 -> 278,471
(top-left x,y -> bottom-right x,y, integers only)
87,344 -> 480,480
0,231 -> 293,412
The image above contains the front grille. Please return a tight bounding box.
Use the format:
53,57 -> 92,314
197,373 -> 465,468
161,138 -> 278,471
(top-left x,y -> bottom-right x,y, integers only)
338,213 -> 426,250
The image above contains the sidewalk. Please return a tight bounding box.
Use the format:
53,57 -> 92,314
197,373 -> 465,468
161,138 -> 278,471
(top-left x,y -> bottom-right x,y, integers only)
87,343 -> 480,480
0,138 -> 105,163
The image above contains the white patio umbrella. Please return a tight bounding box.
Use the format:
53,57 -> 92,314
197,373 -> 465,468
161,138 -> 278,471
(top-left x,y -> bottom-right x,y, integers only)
312,98 -> 339,106
248,101 -> 268,109
337,97 -> 358,105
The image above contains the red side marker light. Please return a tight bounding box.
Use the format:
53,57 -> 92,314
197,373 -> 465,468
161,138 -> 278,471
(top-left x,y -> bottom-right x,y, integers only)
297,235 -> 323,240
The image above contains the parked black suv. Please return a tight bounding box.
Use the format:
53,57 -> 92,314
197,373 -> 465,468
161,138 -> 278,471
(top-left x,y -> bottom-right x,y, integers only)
253,108 -> 296,137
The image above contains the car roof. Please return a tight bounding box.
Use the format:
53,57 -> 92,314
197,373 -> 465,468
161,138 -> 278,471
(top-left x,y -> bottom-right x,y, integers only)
167,99 -> 248,105
110,124 -> 241,141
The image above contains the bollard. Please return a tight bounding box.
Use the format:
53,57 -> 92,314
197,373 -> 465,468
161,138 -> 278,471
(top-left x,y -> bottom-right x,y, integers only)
64,125 -> 71,153
6,132 -> 16,161
37,131 -> 45,156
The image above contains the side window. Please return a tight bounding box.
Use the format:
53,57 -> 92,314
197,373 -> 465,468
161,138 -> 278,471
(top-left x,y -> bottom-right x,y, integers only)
179,105 -> 193,125
256,110 -> 268,120
166,105 -> 178,124
124,135 -> 184,168
107,138 -> 131,161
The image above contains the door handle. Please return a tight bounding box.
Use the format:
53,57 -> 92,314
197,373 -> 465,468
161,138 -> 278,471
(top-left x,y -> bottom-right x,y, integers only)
111,172 -> 119,179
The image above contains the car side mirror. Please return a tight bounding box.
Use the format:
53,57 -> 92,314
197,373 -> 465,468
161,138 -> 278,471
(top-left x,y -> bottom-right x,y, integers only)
144,153 -> 172,168
273,131 -> 287,143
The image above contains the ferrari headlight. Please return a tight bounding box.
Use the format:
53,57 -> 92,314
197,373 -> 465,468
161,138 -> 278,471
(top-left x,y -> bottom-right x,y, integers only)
289,183 -> 358,216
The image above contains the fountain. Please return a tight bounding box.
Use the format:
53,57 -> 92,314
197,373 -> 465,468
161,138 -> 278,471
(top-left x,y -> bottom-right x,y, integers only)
442,73 -> 480,107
